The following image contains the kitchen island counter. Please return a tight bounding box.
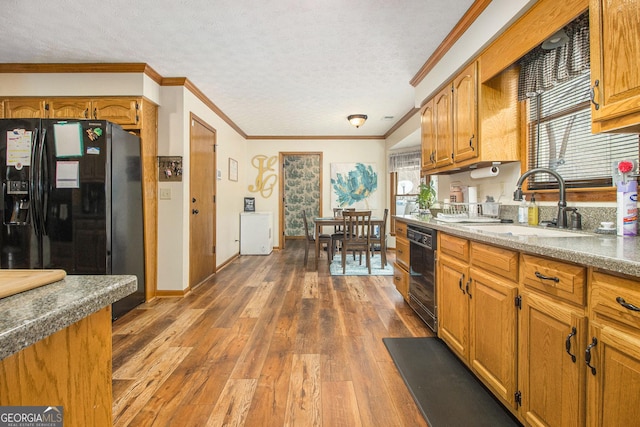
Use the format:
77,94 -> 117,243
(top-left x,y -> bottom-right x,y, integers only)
0,274 -> 137,360
0,274 -> 136,427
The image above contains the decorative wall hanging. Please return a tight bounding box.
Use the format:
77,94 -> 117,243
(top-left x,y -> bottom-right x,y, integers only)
248,155 -> 278,198
330,162 -> 379,209
229,158 -> 238,182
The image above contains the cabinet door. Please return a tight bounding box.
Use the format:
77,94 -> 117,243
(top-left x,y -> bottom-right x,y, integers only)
469,268 -> 517,408
519,291 -> 586,427
4,98 -> 47,118
586,324 -> 640,427
437,255 -> 469,360
93,98 -> 140,127
590,0 -> 640,126
393,263 -> 409,302
434,86 -> 454,168
453,62 -> 477,163
421,99 -> 436,171
49,98 -> 93,120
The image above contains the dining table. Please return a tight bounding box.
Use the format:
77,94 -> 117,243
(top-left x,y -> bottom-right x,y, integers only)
313,216 -> 386,271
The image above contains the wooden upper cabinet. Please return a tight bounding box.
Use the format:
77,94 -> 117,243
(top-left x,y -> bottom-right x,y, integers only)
453,62 -> 478,163
93,98 -> 140,127
49,98 -> 93,119
421,99 -> 436,171
590,0 -> 640,132
4,98 -> 48,118
4,97 -> 141,128
434,85 -> 454,168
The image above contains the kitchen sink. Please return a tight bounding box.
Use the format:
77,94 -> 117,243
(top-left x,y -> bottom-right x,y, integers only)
462,224 -> 590,238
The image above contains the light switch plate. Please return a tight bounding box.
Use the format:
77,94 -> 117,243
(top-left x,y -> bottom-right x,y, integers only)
159,188 -> 171,200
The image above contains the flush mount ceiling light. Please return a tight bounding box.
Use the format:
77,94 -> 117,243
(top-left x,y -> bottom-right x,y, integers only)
347,114 -> 367,128
542,29 -> 570,50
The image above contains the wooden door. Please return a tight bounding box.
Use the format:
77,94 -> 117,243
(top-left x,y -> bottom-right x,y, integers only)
434,86 -> 454,168
437,254 -> 469,361
469,268 -> 518,408
421,99 -> 436,171
519,291 -> 586,427
453,62 -> 477,163
189,115 -> 216,288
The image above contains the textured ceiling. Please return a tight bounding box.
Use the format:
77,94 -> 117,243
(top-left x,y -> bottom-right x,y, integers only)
0,0 -> 475,137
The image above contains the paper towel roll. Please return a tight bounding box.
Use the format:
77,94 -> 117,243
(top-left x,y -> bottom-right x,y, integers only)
468,186 -> 478,217
470,166 -> 499,179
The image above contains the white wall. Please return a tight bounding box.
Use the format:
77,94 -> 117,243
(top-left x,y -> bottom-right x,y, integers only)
155,86 -> 248,292
245,138 -> 387,242
0,73 -> 147,97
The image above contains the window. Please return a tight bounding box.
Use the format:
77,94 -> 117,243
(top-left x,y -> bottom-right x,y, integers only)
388,150 -> 421,195
518,11 -> 639,191
526,73 -> 639,189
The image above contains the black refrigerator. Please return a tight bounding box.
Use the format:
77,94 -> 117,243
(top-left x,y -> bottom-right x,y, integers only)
0,118 -> 145,320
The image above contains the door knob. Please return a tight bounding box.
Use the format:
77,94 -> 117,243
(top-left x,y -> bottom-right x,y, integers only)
192,209 -> 199,215
192,198 -> 197,203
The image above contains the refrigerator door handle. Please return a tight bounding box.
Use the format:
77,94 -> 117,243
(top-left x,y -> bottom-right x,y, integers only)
37,130 -> 49,235
29,127 -> 41,235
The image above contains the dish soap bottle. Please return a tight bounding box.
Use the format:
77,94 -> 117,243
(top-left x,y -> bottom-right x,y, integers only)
528,194 -> 539,226
518,195 -> 528,224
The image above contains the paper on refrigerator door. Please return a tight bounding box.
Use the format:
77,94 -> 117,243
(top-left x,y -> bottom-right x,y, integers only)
6,129 -> 32,168
56,161 -> 80,188
53,122 -> 83,157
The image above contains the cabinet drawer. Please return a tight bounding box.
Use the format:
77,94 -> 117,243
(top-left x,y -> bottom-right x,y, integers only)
439,233 -> 469,262
591,271 -> 640,331
521,254 -> 586,306
471,242 -> 518,282
396,221 -> 408,239
396,237 -> 410,270
393,263 -> 409,302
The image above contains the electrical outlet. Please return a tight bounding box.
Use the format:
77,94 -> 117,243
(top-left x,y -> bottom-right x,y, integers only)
159,188 -> 171,200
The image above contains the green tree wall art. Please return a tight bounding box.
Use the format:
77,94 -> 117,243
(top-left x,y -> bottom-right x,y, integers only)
330,163 -> 379,209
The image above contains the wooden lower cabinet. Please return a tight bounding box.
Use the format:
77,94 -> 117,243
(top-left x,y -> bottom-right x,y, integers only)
437,253 -> 469,360
393,263 -> 409,302
393,220 -> 410,301
587,271 -> 640,426
519,291 -> 587,427
469,267 -> 518,409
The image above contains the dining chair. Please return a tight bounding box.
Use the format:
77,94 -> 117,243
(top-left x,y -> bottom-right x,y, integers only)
370,208 -> 388,267
302,210 -> 332,267
331,207 -> 355,260
340,210 -> 372,274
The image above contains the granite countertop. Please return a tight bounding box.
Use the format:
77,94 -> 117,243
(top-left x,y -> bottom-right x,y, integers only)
395,215 -> 640,278
0,275 -> 137,360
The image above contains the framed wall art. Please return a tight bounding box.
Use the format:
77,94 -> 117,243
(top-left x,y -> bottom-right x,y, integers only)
229,158 -> 238,182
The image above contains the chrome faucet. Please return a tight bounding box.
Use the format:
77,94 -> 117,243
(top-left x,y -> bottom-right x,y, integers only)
513,167 -> 568,228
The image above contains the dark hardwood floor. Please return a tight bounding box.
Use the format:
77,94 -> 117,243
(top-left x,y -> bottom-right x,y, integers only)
112,240 -> 434,426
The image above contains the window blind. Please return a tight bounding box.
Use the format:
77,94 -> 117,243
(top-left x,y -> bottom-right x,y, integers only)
527,72 -> 639,189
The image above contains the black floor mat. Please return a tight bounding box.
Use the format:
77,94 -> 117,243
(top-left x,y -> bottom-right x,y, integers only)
383,337 -> 521,427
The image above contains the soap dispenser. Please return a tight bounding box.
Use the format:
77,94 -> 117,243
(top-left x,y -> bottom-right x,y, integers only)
528,194 -> 539,226
518,195 -> 528,224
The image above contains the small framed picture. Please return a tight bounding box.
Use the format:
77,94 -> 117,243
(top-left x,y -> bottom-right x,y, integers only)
229,158 -> 238,182
244,197 -> 255,212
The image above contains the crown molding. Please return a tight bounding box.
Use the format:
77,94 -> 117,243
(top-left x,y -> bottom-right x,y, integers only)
0,62 -> 405,141
409,0 -> 491,87
246,135 -> 385,140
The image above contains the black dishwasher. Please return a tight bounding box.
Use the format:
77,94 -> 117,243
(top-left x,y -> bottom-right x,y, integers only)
407,225 -> 437,332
